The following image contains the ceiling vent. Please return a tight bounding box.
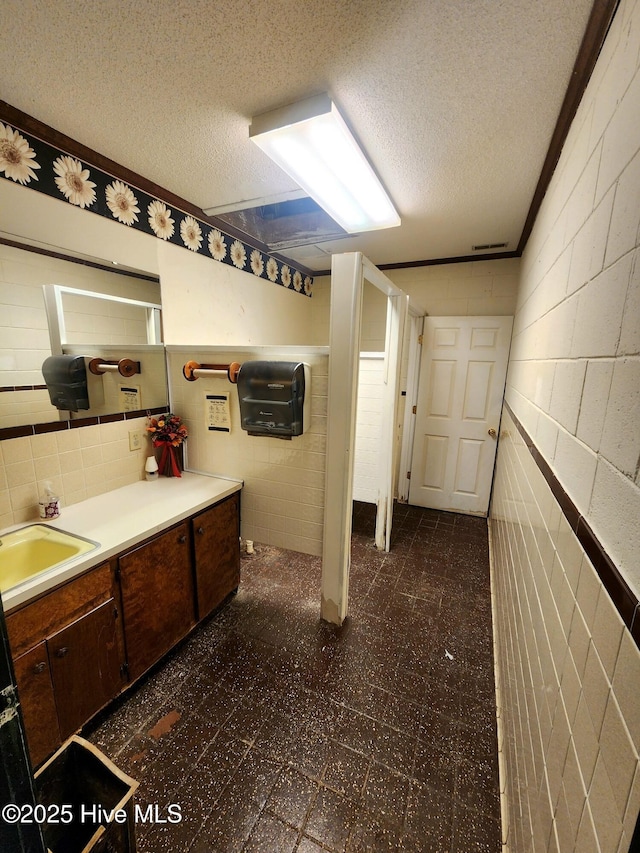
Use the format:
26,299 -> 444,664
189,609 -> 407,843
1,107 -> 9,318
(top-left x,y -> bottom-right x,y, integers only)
472,242 -> 509,251
214,196 -> 350,252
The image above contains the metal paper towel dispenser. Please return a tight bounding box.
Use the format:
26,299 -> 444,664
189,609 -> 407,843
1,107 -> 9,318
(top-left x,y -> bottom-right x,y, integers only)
237,361 -> 310,438
42,355 -> 90,412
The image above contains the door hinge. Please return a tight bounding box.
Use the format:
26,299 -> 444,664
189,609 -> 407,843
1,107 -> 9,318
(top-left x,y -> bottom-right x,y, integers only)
406,471 -> 411,480
120,662 -> 129,679
114,565 -> 121,581
412,405 -> 417,415
418,334 -> 423,345
114,606 -> 119,620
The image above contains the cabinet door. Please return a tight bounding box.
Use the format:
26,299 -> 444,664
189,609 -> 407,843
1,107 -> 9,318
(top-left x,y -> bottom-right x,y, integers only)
13,643 -> 61,768
193,493 -> 240,620
47,598 -> 124,739
119,523 -> 195,681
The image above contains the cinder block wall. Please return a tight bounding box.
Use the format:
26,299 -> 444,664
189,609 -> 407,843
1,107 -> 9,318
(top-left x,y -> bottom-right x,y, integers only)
491,0 -> 640,849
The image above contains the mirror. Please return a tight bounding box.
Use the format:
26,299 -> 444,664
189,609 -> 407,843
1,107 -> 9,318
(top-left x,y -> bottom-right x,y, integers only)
43,284 -> 165,421
0,181 -> 168,432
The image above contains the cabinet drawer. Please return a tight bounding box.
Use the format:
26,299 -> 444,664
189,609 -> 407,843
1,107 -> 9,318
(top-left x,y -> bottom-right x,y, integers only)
6,562 -> 114,657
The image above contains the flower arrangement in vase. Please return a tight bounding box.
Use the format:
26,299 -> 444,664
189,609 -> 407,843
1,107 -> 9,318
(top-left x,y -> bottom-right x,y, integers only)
146,414 -> 188,477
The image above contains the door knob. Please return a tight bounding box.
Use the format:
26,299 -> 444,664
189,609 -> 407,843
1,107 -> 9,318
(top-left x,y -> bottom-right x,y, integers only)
55,647 -> 69,658
488,428 -> 497,438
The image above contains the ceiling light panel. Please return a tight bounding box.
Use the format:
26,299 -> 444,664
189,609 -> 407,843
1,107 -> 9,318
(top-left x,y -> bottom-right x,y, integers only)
250,94 -> 400,234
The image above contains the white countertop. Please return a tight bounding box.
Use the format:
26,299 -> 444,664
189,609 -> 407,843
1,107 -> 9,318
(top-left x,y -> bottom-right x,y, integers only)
1,472 -> 243,611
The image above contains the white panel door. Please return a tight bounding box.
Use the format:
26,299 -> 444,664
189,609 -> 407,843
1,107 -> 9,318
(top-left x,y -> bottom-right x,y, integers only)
408,316 -> 513,516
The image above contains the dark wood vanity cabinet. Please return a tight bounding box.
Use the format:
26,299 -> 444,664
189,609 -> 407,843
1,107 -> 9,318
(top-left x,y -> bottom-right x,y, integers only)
192,492 -> 240,620
118,521 -> 196,681
6,489 -> 241,767
118,493 -> 241,678
6,562 -> 126,767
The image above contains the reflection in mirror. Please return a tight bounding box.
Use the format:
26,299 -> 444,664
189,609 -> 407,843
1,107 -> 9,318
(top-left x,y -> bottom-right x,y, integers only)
44,285 -> 162,350
60,345 -> 167,419
42,284 -> 165,420
0,240 -> 165,431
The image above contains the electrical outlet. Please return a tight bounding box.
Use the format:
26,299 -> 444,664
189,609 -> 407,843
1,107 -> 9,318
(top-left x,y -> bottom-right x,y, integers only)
129,430 -> 143,451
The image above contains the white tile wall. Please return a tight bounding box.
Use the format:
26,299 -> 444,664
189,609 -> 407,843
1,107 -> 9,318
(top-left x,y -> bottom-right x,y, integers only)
62,291 -> 151,345
0,389 -> 53,431
0,415 -> 151,529
167,347 -> 328,556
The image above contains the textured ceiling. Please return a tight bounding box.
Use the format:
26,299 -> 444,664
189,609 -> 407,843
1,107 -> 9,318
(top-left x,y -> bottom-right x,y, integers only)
0,0 -> 595,271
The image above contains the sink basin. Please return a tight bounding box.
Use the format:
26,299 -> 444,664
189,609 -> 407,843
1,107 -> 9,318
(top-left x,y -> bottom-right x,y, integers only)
0,525 -> 99,592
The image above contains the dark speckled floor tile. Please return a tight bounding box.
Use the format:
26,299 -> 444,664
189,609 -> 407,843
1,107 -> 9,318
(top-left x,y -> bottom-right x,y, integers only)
243,811 -> 299,852
265,766 -> 319,828
322,741 -> 370,801
361,761 -> 410,826
296,837 -> 328,853
189,784 -> 261,852
348,808 -> 404,852
305,787 -> 359,852
85,501 -> 500,852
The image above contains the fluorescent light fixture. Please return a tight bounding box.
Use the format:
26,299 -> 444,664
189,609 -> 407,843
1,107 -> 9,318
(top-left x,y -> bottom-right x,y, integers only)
250,94 -> 400,234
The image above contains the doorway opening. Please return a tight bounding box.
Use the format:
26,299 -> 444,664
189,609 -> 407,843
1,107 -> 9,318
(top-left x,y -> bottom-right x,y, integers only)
321,253 -> 409,625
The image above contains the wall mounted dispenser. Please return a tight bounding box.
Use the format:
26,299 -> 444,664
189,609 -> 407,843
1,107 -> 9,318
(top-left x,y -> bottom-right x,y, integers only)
236,361 -> 310,438
42,355 -> 90,412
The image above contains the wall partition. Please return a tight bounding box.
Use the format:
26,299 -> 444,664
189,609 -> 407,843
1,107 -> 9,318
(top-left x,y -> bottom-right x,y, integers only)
321,253 -> 408,625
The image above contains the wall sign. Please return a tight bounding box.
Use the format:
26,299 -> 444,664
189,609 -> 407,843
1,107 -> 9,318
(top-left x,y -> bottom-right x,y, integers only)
206,394 -> 231,432
119,385 -> 141,412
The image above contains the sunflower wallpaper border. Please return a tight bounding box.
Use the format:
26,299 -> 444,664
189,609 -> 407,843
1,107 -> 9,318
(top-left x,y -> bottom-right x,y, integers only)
0,121 -> 313,297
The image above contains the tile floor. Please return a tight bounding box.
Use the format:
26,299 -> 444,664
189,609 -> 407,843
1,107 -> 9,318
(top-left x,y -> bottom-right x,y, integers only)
86,502 -> 501,852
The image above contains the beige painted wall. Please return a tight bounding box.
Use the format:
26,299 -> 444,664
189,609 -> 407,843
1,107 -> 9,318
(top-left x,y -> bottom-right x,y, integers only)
311,257 -> 520,349
158,239 -> 313,346
386,258 -> 520,318
491,0 -> 640,849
